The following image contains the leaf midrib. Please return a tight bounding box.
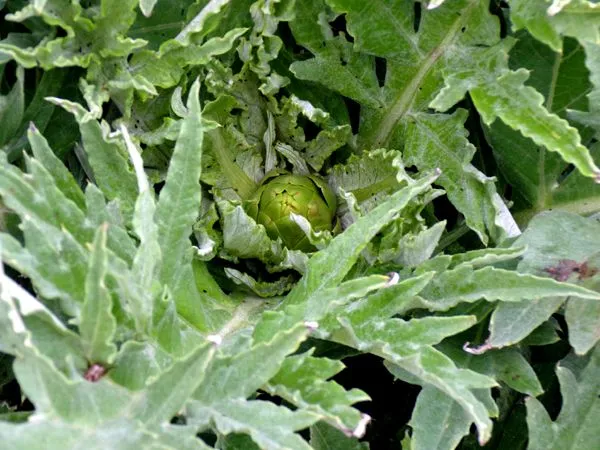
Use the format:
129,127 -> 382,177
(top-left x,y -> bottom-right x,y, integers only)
370,0 -> 478,148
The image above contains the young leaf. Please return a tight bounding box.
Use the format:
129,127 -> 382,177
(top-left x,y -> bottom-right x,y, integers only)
79,224 -> 118,365
155,78 -> 203,285
0,274 -> 86,372
121,125 -> 161,332
154,78 -> 226,333
1,220 -> 88,315
108,340 -> 172,390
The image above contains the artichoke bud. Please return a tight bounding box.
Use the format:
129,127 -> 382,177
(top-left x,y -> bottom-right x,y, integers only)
245,173 -> 337,251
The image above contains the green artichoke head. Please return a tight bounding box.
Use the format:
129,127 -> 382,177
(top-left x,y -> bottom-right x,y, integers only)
245,172 -> 337,251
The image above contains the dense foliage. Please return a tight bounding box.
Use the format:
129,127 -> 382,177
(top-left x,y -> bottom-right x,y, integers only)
1,1 -> 599,449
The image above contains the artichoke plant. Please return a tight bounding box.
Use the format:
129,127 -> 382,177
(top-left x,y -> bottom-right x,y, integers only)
245,172 -> 337,251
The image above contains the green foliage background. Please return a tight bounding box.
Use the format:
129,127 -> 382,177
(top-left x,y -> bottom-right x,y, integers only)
0,1 -> 599,449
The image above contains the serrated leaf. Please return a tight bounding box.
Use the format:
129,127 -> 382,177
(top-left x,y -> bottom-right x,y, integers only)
320,272 -> 435,330
0,0 -> 145,71
526,344 -> 600,450
109,341 -> 172,390
0,420 -> 205,450
484,33 -> 600,221
154,78 -> 224,333
310,421 -> 369,450
328,149 -> 404,210
132,342 -> 215,425
265,350 -> 370,433
0,274 -> 86,372
418,265 -> 600,312
284,171 -> 438,308
132,28 -> 247,89
189,399 -> 318,450
254,274 -> 396,344
14,354 -> 131,424
291,35 -> 382,108
489,297 -> 565,349
48,98 -> 138,219
409,386 -> 472,450
384,343 -> 497,445
79,224 -> 117,365
432,37 -> 600,181
1,220 -> 88,315
510,0 -> 600,52
27,124 -> 86,210
323,285 -> 498,445
292,0 -> 514,243
474,67 -> 599,177
194,324 -> 310,405
409,111 -> 516,243
494,211 -> 600,353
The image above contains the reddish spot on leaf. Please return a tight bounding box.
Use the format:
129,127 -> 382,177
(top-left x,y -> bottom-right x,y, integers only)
576,261 -> 598,280
84,364 -> 107,382
544,259 -> 598,282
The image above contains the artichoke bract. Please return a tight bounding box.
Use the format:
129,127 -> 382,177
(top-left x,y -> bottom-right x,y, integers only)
245,172 -> 337,251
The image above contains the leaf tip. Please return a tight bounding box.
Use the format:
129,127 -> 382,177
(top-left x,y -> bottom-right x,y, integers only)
547,3 -> 564,16
304,321 -> 319,331
207,334 -> 223,346
385,272 -> 400,287
463,340 -> 493,355
352,413 -> 371,438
